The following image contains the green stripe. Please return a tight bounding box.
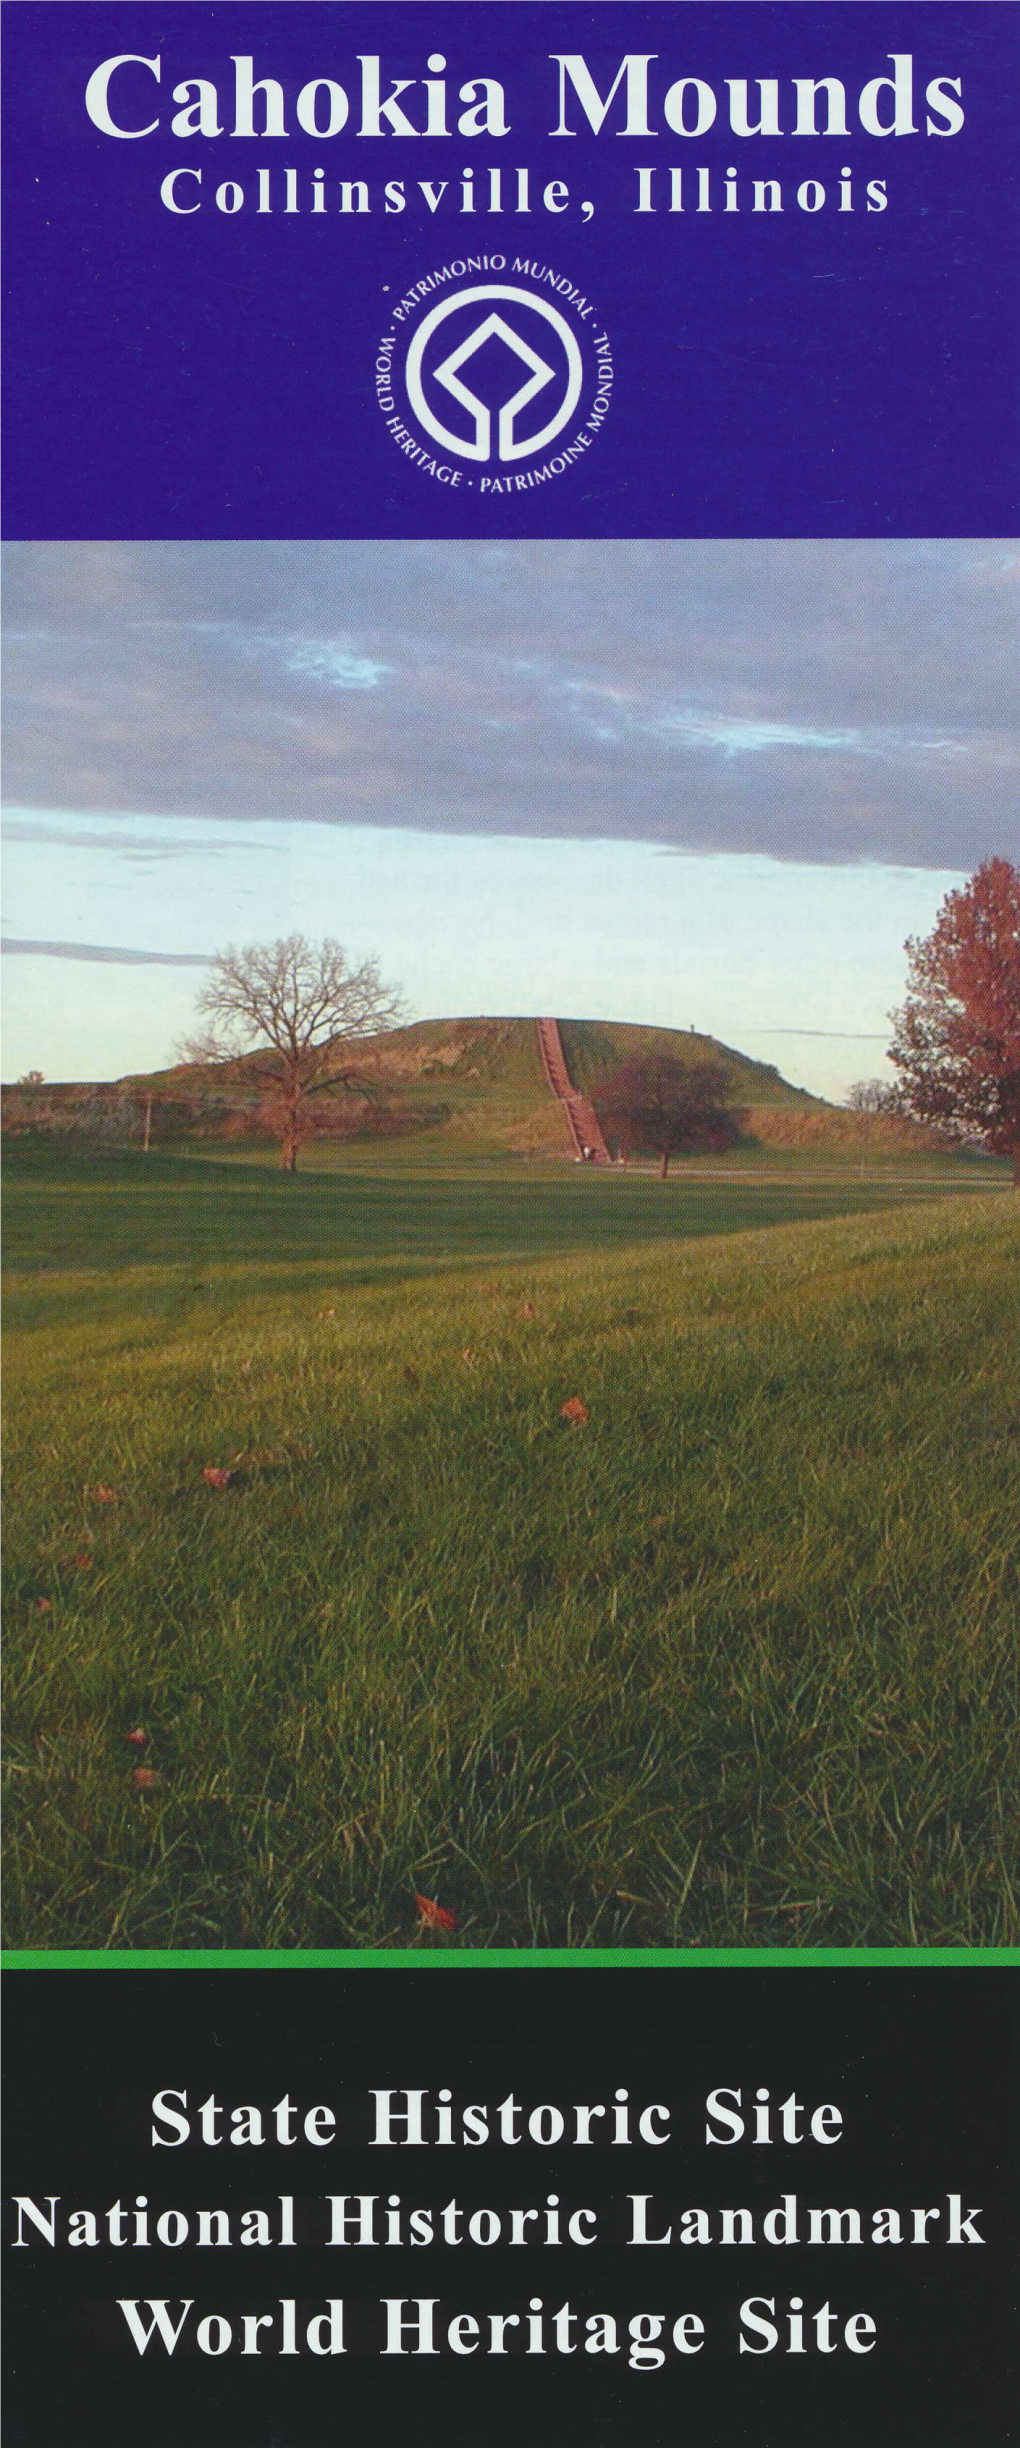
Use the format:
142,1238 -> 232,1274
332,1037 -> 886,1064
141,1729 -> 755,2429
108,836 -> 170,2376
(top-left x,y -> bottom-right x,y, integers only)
3,1946 -> 1018,1971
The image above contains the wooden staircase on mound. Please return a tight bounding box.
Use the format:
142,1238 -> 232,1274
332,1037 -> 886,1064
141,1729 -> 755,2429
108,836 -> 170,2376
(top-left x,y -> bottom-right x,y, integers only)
536,1017 -> 612,1164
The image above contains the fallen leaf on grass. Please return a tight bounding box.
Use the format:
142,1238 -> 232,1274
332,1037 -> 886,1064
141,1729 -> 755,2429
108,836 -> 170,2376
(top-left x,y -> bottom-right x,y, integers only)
415,1894 -> 457,1931
131,1766 -> 161,1794
203,1466 -> 235,1490
317,1307 -> 336,1320
560,1396 -> 590,1426
32,1597 -> 52,1614
403,1365 -> 420,1386
125,1727 -> 149,1750
91,1485 -> 118,1505
460,1347 -> 476,1367
517,1301 -> 537,1320
72,1552 -> 94,1571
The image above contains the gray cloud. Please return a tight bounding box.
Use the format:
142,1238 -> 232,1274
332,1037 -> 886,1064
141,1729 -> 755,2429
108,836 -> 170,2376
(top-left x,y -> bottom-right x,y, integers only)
2,939 -> 210,966
2,817 -> 262,862
3,541 -> 1017,869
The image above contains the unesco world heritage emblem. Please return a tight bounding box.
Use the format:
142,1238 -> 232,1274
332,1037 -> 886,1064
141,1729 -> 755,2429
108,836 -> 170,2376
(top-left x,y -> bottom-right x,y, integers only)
375,258 -> 613,492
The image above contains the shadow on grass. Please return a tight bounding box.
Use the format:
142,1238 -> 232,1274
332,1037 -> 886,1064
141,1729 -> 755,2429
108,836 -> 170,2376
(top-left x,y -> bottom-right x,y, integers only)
3,1140 -> 1002,1296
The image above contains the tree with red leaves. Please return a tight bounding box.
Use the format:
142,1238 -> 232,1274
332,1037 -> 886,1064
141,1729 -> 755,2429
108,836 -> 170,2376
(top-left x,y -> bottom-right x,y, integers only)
597,1052 -> 740,1180
888,859 -> 1020,1181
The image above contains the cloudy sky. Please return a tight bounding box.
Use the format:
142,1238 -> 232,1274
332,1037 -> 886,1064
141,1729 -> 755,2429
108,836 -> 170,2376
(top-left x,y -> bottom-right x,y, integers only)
3,539 -> 1017,1096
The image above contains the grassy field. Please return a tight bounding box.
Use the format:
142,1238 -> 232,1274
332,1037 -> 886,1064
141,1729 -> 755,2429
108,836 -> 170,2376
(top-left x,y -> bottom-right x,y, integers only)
3,1139 -> 1018,1949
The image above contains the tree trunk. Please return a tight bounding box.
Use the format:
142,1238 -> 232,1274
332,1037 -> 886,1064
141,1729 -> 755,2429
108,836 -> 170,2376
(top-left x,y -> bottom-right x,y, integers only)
660,1150 -> 670,1180
281,1079 -> 301,1171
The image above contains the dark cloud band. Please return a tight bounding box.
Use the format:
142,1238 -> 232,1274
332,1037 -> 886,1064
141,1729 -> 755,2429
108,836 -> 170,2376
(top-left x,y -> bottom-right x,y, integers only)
2,938 -> 210,966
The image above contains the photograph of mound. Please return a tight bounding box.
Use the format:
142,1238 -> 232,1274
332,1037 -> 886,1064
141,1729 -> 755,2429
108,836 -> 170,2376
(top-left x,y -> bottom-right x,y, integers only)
3,538 -> 1017,1949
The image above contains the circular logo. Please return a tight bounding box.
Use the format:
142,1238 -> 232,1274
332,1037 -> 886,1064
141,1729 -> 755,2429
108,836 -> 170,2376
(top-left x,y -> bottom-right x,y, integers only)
375,259 -> 613,493
407,285 -> 583,464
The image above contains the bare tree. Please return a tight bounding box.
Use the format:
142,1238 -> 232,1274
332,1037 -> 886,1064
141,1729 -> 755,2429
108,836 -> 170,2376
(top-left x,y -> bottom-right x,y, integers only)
187,935 -> 404,1170
846,1078 -> 908,1117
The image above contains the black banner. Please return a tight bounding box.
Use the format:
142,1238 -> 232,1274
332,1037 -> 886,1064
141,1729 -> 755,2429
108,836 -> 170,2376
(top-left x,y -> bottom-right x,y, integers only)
5,1968 -> 1017,2447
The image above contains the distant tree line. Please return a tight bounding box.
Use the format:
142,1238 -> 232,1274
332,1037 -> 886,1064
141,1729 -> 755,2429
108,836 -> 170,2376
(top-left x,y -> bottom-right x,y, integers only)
1,1079 -> 445,1149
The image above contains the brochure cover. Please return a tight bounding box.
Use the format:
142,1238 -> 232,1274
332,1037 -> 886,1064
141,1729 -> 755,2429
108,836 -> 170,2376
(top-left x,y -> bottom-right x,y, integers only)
3,5 -> 1018,2444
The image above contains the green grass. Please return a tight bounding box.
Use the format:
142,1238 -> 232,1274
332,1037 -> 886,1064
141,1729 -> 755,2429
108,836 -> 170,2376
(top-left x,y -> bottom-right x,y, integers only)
3,1140 -> 1018,1950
